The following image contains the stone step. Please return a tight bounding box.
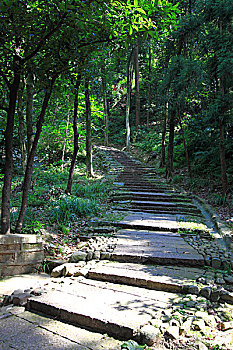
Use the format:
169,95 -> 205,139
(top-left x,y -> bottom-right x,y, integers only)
87,261 -> 207,294
112,192 -> 192,202
115,207 -> 203,217
116,200 -> 199,210
101,212 -> 209,233
111,229 -> 205,267
26,277 -> 180,341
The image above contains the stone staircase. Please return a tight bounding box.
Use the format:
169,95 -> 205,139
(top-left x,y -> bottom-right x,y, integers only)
21,148 -> 233,349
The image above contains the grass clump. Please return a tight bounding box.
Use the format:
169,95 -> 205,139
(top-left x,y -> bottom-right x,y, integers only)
49,196 -> 99,224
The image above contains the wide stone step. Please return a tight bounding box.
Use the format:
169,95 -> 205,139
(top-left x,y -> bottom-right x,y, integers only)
111,229 -> 205,267
26,278 -> 180,341
115,207 -> 203,217
101,212 -> 209,233
88,261 -> 207,293
112,192 -> 192,202
116,200 -> 199,210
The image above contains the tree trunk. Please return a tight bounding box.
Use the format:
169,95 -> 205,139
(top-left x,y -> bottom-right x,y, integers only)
101,67 -> 109,146
26,72 -> 34,156
126,49 -> 134,150
15,76 -> 56,233
61,95 -> 70,172
177,105 -> 192,179
135,37 -> 140,130
166,108 -> 175,179
66,73 -> 82,194
219,119 -> 228,194
147,43 -> 152,128
1,58 -> 21,234
85,77 -> 94,177
17,78 -> 27,171
160,102 -> 168,168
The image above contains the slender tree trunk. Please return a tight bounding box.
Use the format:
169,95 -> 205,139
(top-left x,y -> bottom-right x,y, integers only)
177,105 -> 192,179
66,73 -> 82,194
17,78 -> 27,171
1,58 -> 21,234
15,76 -> 56,233
219,119 -> 228,194
135,37 -> 140,130
160,102 -> 168,168
218,19 -> 228,194
101,67 -> 109,146
126,49 -> 135,150
26,72 -> 34,156
85,77 -> 94,177
166,108 -> 175,179
147,43 -> 152,128
61,95 -> 70,171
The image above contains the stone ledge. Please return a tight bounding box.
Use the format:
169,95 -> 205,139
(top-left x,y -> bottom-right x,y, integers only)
0,234 -> 43,244
0,234 -> 44,276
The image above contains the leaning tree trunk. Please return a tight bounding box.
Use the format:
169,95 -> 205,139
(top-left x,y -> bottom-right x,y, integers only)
15,76 -> 56,233
17,78 -> 27,171
166,108 -> 175,179
66,73 -> 82,194
61,95 -> 70,172
85,77 -> 94,177
1,57 -> 21,235
135,37 -> 140,130
26,72 -> 34,156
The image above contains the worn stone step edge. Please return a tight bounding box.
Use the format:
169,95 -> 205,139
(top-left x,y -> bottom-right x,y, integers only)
26,293 -> 136,340
109,252 -> 205,268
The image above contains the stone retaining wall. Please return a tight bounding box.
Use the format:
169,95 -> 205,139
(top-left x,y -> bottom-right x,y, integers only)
0,234 -> 44,276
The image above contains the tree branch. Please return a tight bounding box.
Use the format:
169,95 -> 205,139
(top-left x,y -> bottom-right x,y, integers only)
24,13 -> 68,62
0,70 -> 10,89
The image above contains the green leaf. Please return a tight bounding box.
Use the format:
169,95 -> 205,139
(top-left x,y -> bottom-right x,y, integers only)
121,340 -> 146,350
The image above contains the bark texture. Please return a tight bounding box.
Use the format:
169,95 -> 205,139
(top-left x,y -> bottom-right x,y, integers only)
15,76 -> 56,233
66,73 -> 82,194
85,78 -> 94,177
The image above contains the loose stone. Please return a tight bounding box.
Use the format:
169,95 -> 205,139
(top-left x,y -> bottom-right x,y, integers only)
140,324 -> 161,346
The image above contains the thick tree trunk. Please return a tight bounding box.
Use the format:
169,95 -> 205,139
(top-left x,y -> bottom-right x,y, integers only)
160,102 -> 168,168
1,59 -> 21,234
66,73 -> 82,194
26,72 -> 34,156
17,78 -> 27,171
126,49 -> 134,150
85,78 -> 94,177
61,95 -> 70,172
135,37 -> 140,130
166,108 -> 175,179
15,77 -> 56,233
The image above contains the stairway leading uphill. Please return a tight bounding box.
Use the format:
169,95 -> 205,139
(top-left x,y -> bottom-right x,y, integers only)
24,147 -> 233,349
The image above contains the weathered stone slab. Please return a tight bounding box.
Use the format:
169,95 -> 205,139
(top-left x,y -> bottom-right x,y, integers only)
27,278 -> 180,340
88,261 -> 206,293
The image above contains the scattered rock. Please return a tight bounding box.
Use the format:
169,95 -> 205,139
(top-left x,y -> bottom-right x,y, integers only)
69,251 -> 87,262
164,326 -> 180,340
140,324 -> 161,346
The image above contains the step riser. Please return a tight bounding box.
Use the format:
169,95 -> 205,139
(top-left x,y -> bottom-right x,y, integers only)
110,254 -> 205,267
88,271 -> 182,293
